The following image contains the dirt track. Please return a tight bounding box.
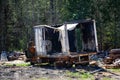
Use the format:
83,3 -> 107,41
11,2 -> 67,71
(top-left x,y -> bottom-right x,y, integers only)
0,64 -> 120,80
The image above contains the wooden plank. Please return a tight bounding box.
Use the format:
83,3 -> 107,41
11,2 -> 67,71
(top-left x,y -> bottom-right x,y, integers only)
70,52 -> 96,57
104,64 -> 120,69
75,61 -> 89,64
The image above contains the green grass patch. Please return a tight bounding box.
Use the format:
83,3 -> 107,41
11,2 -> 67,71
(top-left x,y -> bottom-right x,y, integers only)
66,71 -> 80,78
107,68 -> 120,73
65,71 -> 94,80
15,63 -> 30,67
81,73 -> 94,79
5,62 -> 30,67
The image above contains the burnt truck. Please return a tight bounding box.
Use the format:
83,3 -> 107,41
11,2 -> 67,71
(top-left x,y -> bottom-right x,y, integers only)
25,19 -> 98,67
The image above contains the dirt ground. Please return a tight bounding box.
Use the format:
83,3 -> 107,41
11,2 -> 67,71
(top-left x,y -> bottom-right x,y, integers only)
0,61 -> 120,80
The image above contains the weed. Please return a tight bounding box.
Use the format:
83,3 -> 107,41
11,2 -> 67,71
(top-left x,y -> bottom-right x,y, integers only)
65,71 -> 94,80
66,71 -> 80,78
5,63 -> 30,67
80,72 -> 94,80
107,68 -> 120,73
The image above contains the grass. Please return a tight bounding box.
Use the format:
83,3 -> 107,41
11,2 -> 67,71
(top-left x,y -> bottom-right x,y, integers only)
14,63 -> 30,67
65,71 -> 94,80
107,68 -> 120,73
5,62 -> 30,67
81,73 -> 94,79
66,71 -> 81,78
31,68 -> 119,80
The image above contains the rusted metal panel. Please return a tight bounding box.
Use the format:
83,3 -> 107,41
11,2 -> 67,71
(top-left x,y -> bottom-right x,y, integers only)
34,26 -> 46,56
34,25 -> 63,56
58,24 -> 70,54
66,20 -> 98,52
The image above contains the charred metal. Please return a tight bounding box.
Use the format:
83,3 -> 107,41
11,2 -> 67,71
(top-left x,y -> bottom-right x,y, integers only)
25,19 -> 98,67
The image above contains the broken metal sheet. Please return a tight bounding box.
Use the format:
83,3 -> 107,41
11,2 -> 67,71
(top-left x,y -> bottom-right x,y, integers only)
34,25 -> 62,56
113,59 -> 120,66
66,21 -> 97,52
58,24 -> 70,54
34,25 -> 52,29
57,20 -> 98,53
57,23 -> 78,31
34,26 -> 46,56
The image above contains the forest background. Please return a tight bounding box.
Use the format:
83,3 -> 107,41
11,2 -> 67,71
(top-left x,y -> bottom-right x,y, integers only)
0,0 -> 120,52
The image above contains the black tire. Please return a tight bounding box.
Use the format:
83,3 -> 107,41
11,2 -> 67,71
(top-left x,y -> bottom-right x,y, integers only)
65,63 -> 73,68
30,62 -> 35,65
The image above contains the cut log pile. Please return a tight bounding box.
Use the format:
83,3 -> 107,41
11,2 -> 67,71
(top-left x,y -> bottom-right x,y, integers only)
104,49 -> 120,69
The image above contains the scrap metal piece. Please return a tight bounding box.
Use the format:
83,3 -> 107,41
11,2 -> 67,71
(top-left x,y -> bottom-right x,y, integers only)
113,58 -> 120,66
